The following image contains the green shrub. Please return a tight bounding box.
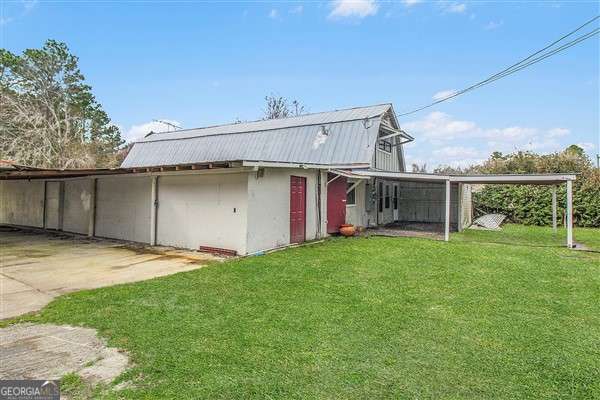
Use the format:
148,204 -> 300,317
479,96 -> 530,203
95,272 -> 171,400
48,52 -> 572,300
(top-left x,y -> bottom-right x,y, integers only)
474,169 -> 600,227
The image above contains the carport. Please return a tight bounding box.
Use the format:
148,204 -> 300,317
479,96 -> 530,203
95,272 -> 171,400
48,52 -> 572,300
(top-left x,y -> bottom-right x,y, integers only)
349,170 -> 577,248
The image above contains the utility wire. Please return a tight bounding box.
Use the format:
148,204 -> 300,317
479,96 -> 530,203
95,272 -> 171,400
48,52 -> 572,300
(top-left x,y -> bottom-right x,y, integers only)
396,15 -> 600,118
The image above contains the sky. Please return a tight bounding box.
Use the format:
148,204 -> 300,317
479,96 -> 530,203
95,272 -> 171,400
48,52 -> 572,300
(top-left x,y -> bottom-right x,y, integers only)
2,0 -> 599,170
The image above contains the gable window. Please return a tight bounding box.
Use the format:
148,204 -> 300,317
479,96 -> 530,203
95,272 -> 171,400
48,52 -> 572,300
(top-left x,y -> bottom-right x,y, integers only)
378,139 -> 392,153
346,183 -> 356,206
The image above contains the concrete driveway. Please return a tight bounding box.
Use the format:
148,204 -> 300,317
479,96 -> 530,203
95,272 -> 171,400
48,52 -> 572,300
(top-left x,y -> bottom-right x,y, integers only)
0,227 -> 220,319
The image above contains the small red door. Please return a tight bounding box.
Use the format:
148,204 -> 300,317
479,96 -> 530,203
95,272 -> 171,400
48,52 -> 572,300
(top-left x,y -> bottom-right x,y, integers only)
290,176 -> 306,244
327,173 -> 347,234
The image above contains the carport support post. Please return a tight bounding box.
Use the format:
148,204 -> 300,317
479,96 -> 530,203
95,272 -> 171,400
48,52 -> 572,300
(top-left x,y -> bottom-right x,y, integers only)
444,180 -> 451,242
551,186 -> 557,234
566,180 -> 573,248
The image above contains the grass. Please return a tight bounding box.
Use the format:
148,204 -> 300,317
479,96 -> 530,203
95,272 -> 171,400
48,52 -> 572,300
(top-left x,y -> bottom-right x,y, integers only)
11,225 -> 600,399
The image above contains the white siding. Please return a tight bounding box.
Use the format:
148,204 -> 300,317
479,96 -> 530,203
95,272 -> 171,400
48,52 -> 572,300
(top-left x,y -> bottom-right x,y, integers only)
345,180 -> 367,227
373,138 -> 403,172
95,176 -> 152,243
156,173 -> 248,255
246,168 -> 323,254
62,179 -> 93,235
0,180 -> 45,227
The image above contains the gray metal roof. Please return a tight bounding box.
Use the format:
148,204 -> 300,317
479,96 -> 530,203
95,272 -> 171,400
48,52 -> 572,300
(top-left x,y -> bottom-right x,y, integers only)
121,104 -> 393,168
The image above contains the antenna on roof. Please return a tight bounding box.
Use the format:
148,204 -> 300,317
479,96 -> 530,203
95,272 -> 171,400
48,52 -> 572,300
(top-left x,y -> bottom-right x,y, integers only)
152,119 -> 182,132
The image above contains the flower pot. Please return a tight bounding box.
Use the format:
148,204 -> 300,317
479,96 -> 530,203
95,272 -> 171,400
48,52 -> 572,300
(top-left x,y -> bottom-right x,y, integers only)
339,224 -> 356,237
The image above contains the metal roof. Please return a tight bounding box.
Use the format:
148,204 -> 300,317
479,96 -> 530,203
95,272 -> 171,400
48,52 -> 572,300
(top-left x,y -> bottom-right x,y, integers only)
121,104 -> 392,168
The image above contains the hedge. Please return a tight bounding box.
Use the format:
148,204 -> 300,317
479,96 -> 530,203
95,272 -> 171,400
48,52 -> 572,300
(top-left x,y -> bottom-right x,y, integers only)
473,170 -> 600,227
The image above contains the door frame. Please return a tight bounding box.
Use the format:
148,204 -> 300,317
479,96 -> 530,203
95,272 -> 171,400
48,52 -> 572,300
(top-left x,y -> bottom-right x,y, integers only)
289,175 -> 307,244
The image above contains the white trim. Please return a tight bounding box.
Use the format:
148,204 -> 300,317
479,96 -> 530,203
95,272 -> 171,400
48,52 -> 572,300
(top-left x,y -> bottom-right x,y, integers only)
242,161 -> 370,170
350,170 -> 577,185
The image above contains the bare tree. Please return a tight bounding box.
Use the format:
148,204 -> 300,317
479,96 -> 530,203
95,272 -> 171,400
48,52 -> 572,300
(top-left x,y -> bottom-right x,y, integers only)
263,94 -> 306,120
411,163 -> 427,173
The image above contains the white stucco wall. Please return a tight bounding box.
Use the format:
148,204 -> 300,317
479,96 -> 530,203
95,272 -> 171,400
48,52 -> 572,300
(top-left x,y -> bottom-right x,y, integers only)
95,176 -> 152,243
62,179 -> 93,235
44,181 -> 62,230
246,168 -> 323,254
0,180 -> 45,227
156,173 -> 248,255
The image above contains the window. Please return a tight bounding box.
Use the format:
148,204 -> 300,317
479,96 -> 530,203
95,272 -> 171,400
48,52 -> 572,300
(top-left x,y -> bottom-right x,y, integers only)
393,185 -> 398,210
378,139 -> 392,153
346,183 -> 356,206
385,185 -> 391,209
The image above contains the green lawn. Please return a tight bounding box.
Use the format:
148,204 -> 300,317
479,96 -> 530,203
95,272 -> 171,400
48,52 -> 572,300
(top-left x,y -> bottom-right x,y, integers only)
12,225 -> 600,399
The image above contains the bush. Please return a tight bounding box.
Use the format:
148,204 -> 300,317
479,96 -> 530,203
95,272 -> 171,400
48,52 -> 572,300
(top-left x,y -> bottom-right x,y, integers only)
436,146 -> 600,228
474,170 -> 600,227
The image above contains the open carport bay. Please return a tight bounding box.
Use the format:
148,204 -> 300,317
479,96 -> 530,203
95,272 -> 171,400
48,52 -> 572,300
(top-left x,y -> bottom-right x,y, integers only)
0,227 -> 219,320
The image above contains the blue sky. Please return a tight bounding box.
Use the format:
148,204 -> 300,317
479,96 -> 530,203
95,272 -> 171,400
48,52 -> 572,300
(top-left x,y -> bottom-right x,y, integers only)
2,0 -> 599,169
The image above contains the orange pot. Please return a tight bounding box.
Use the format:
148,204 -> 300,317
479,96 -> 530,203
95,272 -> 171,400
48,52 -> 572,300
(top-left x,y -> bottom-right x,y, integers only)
339,224 -> 356,237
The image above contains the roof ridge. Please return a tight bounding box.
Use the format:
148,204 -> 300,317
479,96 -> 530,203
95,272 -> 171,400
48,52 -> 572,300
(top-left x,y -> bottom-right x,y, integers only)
144,103 -> 391,139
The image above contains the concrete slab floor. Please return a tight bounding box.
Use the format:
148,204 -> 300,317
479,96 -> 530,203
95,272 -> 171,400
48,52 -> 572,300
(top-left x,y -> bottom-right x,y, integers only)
0,227 -> 221,320
0,323 -> 128,383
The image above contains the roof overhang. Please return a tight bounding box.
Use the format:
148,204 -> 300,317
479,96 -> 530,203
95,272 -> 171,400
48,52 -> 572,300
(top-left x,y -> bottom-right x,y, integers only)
241,161 -> 371,170
350,170 -> 577,185
379,122 -> 414,145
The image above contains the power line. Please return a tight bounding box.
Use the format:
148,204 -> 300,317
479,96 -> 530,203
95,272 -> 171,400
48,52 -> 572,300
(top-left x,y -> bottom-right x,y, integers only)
396,15 -> 600,118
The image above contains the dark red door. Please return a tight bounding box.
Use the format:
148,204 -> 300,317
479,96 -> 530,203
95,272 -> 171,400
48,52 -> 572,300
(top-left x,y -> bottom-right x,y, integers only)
290,176 -> 306,244
327,173 -> 347,234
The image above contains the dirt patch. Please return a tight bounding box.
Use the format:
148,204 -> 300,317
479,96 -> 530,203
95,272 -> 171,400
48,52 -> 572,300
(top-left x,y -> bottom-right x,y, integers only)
0,324 -> 128,384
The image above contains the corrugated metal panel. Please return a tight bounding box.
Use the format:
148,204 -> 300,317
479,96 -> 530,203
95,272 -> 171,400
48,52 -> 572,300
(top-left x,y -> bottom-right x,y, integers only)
141,104 -> 391,142
122,105 -> 388,168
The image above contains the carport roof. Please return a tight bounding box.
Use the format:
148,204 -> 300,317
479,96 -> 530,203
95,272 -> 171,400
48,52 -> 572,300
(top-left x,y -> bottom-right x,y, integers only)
345,169 -> 577,184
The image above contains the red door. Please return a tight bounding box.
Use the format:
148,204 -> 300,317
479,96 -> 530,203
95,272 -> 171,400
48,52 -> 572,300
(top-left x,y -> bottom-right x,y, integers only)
290,176 -> 306,244
327,173 -> 347,234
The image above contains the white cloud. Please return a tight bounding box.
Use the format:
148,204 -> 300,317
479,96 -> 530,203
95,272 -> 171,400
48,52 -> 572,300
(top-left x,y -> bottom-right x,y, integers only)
403,111 -> 582,170
444,2 -> 466,13
433,146 -> 481,158
546,127 -> 570,138
329,0 -> 378,19
577,142 -> 595,151
0,16 -> 13,26
403,111 -> 478,140
432,89 -> 457,101
485,20 -> 503,30
402,0 -> 422,7
289,5 -> 304,14
22,0 -> 38,11
125,119 -> 181,142
268,9 -> 279,19
485,126 -> 537,141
